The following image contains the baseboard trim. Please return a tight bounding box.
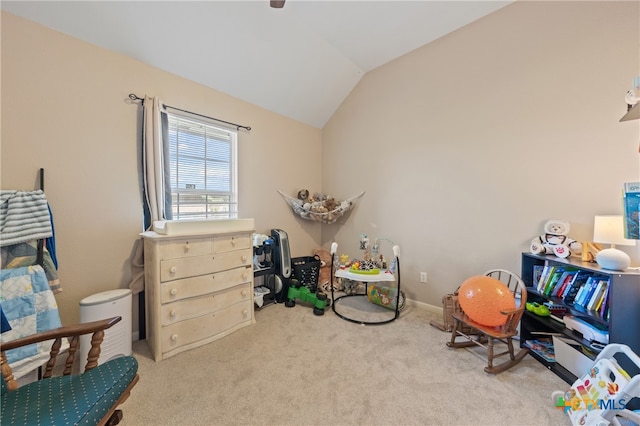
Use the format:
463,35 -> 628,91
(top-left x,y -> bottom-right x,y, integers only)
405,298 -> 442,315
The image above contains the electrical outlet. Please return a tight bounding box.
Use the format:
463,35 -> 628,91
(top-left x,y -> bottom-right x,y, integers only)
420,272 -> 427,283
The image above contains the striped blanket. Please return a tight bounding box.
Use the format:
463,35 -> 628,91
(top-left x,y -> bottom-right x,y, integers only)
0,265 -> 67,379
0,190 -> 52,247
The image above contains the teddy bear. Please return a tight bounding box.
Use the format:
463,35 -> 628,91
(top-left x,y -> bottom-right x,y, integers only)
297,189 -> 309,203
324,197 -> 338,212
530,219 -> 582,258
313,247 -> 334,291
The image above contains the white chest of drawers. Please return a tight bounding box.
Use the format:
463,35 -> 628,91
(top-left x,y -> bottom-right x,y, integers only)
142,223 -> 255,361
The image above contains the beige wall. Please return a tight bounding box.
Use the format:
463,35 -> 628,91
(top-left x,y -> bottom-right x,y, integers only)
322,1 -> 640,308
1,11 -> 322,329
2,1 -> 640,329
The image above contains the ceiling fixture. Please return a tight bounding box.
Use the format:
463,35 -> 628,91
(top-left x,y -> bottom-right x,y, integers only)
270,0 -> 285,8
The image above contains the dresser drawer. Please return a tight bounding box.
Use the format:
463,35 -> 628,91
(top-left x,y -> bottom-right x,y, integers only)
158,237 -> 212,259
214,233 -> 251,252
160,283 -> 251,326
160,248 -> 252,282
160,267 -> 252,303
161,300 -> 252,353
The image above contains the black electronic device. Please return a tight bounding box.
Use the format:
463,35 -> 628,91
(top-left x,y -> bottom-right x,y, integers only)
269,229 -> 292,303
271,229 -> 291,279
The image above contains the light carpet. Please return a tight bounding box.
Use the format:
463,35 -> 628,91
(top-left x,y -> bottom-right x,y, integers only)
119,300 -> 570,425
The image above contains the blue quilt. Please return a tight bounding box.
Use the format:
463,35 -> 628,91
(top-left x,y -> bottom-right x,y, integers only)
0,265 -> 65,379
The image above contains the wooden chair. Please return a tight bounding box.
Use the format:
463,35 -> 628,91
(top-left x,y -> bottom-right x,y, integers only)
446,269 -> 529,374
1,316 -> 139,426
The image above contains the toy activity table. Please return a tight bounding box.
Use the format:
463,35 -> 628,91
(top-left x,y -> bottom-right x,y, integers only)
331,268 -> 401,325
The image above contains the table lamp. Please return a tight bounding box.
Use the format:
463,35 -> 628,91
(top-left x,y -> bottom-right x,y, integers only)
593,215 -> 636,270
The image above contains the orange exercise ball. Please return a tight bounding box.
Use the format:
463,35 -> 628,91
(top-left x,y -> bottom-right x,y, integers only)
458,276 -> 516,327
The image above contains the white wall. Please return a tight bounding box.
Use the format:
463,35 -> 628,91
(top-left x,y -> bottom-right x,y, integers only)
322,1 -> 640,307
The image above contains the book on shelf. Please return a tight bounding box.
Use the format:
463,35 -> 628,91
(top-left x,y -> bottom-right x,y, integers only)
572,278 -> 591,306
562,271 -> 592,304
543,267 -> 565,296
550,271 -> 568,297
580,275 -> 609,310
538,265 -> 559,293
593,281 -> 609,312
598,282 -> 611,318
551,269 -> 578,297
524,339 -> 555,363
585,277 -> 602,307
532,264 -> 544,288
586,279 -> 607,311
561,270 -> 589,299
575,275 -> 599,307
623,182 -> 640,239
536,264 -> 553,292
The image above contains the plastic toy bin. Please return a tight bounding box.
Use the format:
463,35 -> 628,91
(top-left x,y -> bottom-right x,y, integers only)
291,256 -> 321,292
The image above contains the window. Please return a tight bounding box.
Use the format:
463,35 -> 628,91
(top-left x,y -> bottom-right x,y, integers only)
166,110 -> 238,220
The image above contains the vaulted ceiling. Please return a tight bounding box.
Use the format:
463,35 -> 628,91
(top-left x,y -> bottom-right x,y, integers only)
1,1 -> 513,128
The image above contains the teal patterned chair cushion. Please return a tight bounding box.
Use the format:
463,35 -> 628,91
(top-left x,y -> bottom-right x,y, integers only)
1,355 -> 138,425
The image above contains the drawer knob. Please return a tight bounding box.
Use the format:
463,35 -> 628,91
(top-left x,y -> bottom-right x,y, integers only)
241,255 -> 248,262
183,243 -> 190,253
242,273 -> 248,280
170,266 -> 177,274
170,288 -> 178,296
241,289 -> 248,297
231,238 -> 236,246
170,310 -> 177,317
242,309 -> 248,317
171,334 -> 178,342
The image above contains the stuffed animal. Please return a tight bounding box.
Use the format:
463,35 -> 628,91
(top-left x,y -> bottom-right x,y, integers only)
324,197 -> 338,212
297,189 -> 309,203
530,219 -> 582,258
313,247 -> 333,291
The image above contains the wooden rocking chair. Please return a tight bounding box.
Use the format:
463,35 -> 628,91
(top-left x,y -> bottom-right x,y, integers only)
446,269 -> 529,374
1,316 -> 139,425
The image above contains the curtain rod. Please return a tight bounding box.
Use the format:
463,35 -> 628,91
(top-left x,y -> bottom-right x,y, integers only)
128,93 -> 251,132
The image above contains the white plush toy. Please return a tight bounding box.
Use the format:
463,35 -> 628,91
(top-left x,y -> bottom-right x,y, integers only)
530,219 -> 582,258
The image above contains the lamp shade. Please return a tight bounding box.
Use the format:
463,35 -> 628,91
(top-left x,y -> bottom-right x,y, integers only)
593,215 -> 635,271
593,216 -> 636,246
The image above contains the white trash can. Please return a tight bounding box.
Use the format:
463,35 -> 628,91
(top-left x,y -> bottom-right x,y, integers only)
79,289 -> 132,372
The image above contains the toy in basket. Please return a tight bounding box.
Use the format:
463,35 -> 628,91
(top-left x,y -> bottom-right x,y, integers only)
277,189 -> 365,224
552,343 -> 640,426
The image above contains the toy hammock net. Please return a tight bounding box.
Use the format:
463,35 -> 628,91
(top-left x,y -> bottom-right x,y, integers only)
277,190 -> 365,224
